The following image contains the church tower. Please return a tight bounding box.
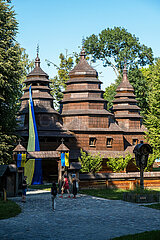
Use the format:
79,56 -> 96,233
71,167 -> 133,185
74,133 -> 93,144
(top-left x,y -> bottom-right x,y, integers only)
112,66 -> 146,148
17,53 -> 73,180
61,49 -> 124,154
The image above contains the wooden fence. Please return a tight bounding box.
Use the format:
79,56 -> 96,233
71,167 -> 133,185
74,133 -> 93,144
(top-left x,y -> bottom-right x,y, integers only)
79,172 -> 160,190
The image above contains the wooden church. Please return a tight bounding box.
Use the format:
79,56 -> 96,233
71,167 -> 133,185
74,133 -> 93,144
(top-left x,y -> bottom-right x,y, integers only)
17,49 -> 146,181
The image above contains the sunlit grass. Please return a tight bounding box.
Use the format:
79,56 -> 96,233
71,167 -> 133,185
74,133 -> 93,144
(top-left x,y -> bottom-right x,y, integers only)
79,188 -> 127,200
28,184 -> 52,191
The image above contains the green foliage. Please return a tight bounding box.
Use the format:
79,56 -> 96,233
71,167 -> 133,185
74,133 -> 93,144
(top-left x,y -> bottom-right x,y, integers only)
20,48 -> 34,83
83,27 -> 153,76
46,51 -> 74,109
86,27 -> 154,114
144,59 -> 160,160
103,77 -> 121,110
107,154 -> 132,172
0,130 -> 17,164
78,149 -> 103,173
132,153 -> 155,172
128,67 -> 149,116
0,0 -> 28,164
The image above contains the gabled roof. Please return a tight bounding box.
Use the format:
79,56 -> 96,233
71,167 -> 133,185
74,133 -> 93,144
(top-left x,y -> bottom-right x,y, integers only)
13,143 -> 26,152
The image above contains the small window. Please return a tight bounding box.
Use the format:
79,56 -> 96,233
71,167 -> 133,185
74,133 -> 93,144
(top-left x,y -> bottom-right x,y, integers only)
106,138 -> 113,147
132,139 -> 138,146
89,138 -> 96,147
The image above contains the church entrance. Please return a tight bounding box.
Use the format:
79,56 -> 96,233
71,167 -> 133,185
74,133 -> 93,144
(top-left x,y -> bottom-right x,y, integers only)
42,158 -> 58,183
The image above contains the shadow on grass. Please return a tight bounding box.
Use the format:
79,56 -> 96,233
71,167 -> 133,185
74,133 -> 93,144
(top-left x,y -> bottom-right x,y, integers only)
0,198 -> 21,220
111,230 -> 160,240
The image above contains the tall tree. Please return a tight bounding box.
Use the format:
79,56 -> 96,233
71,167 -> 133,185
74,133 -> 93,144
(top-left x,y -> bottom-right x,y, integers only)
144,59 -> 160,160
0,0 -> 24,164
83,27 -> 154,77
83,27 -> 154,115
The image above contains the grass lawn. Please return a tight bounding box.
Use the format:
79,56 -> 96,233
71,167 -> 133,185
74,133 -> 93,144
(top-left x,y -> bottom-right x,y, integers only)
79,188 -> 127,200
111,230 -> 160,240
79,188 -> 160,206
28,184 -> 52,190
0,198 -> 21,220
143,203 -> 160,210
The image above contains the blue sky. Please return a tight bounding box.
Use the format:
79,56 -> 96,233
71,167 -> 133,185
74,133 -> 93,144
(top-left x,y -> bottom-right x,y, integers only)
13,0 -> 160,90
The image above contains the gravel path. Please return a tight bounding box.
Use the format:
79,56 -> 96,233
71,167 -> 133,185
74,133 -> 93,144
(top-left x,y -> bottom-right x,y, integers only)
0,190 -> 160,240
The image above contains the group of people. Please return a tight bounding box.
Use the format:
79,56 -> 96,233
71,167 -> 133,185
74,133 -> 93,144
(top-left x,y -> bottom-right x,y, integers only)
21,174 -> 78,210
51,174 -> 78,210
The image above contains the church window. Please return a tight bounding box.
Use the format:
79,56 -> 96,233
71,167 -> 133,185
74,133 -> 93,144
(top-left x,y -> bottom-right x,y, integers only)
106,137 -> 113,147
132,138 -> 138,146
89,137 -> 96,147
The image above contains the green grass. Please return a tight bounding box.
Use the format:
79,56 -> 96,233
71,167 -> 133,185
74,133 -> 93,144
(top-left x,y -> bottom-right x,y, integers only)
80,189 -> 160,205
111,230 -> 160,240
28,184 -> 52,190
0,198 -> 21,220
79,188 -> 127,200
143,203 -> 160,210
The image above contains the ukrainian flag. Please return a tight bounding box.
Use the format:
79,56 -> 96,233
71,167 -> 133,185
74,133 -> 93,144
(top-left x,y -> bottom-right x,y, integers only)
65,152 -> 69,167
61,152 -> 69,167
61,152 -> 65,167
17,154 -> 26,168
24,85 -> 43,185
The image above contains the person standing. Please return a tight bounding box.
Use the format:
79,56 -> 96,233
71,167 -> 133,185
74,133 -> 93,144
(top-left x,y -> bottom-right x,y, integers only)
60,174 -> 70,198
51,182 -> 57,210
22,176 -> 27,202
72,174 -> 77,198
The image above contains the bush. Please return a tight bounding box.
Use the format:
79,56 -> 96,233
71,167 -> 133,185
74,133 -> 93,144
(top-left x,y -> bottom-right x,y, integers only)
107,154 -> 132,172
78,149 -> 103,173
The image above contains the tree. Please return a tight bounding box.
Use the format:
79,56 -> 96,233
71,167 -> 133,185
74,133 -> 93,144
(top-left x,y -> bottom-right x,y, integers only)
0,0 -> 25,164
83,27 -> 154,77
144,59 -> 160,161
107,154 -> 132,173
103,77 -> 121,110
78,149 -> 103,173
20,48 -> 34,83
46,51 -> 75,109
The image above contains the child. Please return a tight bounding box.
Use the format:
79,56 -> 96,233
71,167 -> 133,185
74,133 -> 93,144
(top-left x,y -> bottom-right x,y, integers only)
51,182 -> 57,210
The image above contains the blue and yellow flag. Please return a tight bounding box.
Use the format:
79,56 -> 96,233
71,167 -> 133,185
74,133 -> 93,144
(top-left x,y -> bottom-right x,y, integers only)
65,152 -> 69,167
61,152 -> 65,167
17,154 -> 26,168
24,85 -> 43,185
60,152 -> 69,167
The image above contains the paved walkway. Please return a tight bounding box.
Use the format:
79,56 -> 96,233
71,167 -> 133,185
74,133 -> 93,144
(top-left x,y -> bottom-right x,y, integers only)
0,190 -> 160,240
